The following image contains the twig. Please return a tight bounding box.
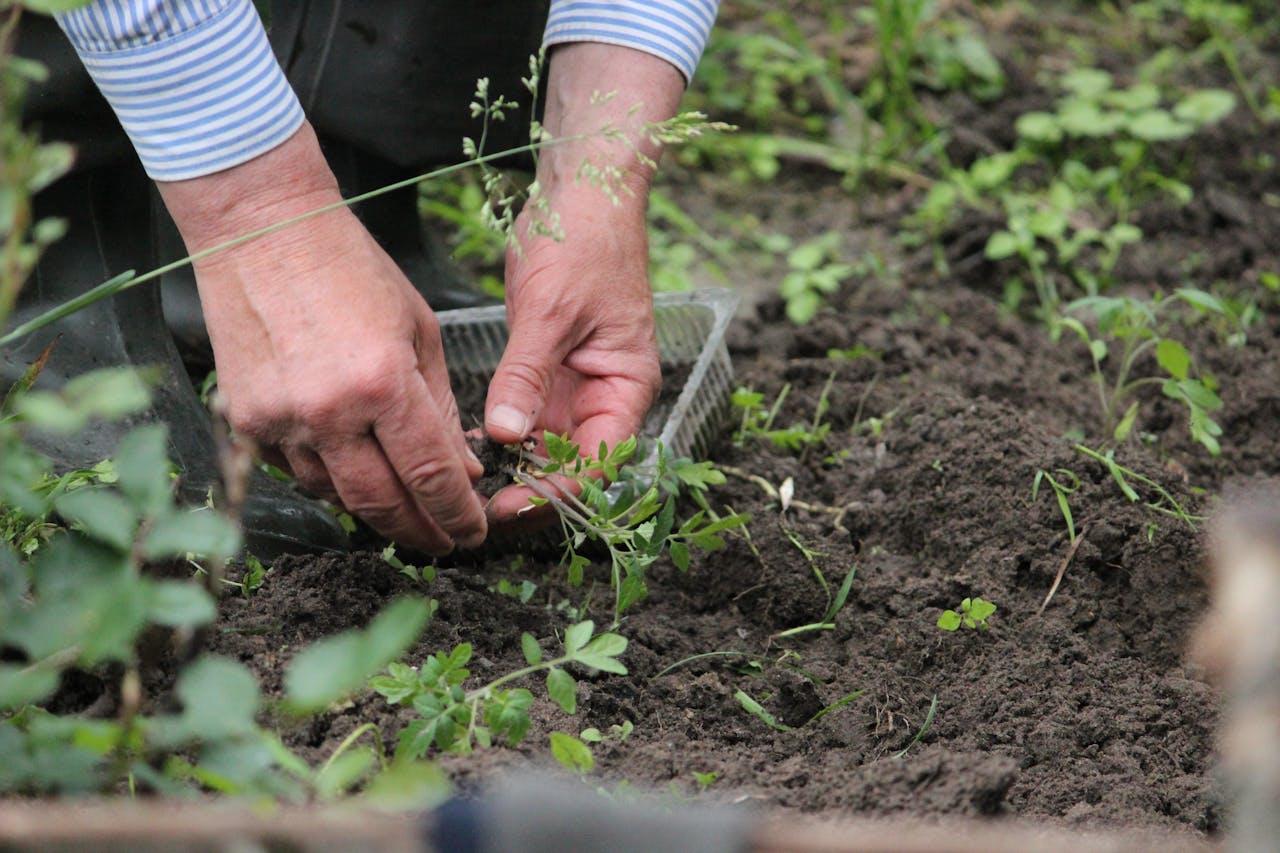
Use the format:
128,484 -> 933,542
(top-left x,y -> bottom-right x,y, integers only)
717,464 -> 862,532
1037,524 -> 1089,616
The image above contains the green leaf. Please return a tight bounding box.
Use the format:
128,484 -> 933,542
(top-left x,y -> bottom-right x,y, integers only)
1156,338 -> 1191,381
1127,109 -> 1194,141
734,689 -> 790,732
113,424 -> 173,517
968,598 -> 998,622
549,731 -> 594,773
1173,89 -> 1236,126
787,241 -> 826,272
62,368 -> 153,422
575,633 -> 629,674
147,580 -> 217,628
669,541 -> 691,572
546,668 -> 577,714
984,230 -> 1021,260
1103,83 -> 1160,112
1061,67 -> 1113,98
543,432 -> 577,464
937,610 -> 962,631
176,656 -> 261,738
1015,112 -> 1062,143
0,664 -> 60,710
520,632 -> 542,666
1174,288 -> 1227,315
53,489 -> 137,552
1113,401 -> 1140,444
563,621 -> 594,656
284,597 -> 433,712
785,290 -> 821,325
142,508 -> 241,560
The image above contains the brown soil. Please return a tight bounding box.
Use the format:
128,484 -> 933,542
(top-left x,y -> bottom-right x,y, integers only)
202,2 -> 1280,841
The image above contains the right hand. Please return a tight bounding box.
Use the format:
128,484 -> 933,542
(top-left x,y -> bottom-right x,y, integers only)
158,123 -> 486,554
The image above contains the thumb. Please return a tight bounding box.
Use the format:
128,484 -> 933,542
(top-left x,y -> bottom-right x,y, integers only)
485,318 -> 573,444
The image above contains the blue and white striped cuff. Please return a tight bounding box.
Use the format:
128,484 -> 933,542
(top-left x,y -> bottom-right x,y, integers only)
56,0 -> 304,182
543,0 -> 720,83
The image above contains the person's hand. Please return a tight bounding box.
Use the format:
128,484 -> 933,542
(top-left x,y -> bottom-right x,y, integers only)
158,123 -> 486,554
483,43 -> 685,527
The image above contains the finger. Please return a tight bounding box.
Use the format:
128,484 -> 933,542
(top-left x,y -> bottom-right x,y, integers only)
485,311 -> 576,444
374,376 -> 488,550
281,445 -> 340,505
320,435 -> 455,554
412,307 -> 484,483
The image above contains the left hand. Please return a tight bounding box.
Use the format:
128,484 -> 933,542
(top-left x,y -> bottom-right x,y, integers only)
482,43 -> 684,527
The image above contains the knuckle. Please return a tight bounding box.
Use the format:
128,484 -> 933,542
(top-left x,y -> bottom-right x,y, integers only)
500,358 -> 555,398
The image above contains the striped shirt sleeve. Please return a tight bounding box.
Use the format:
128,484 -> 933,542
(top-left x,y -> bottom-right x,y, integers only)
54,0 -> 304,182
544,0 -> 720,83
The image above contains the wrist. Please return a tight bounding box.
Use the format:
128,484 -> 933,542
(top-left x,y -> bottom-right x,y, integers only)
538,43 -> 684,201
156,122 -> 343,254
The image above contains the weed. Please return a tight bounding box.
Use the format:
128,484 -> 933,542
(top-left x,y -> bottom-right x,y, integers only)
734,689 -> 791,732
1056,290 -> 1228,454
1074,444 -> 1203,529
937,597 -> 997,631
382,544 -> 436,586
1033,468 -> 1081,542
693,770 -> 719,790
371,620 -> 626,758
580,720 -> 634,744
891,695 -> 938,759
732,373 -> 835,451
779,233 -> 856,324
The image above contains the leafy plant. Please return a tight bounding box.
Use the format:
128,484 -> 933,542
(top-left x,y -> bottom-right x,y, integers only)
779,234 -> 855,324
1033,468 -> 1081,543
1056,290 -> 1227,454
514,434 -> 748,625
371,620 -> 627,759
937,597 -> 997,631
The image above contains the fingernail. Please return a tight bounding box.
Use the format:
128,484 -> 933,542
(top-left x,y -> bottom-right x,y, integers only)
465,446 -> 481,466
488,404 -> 529,438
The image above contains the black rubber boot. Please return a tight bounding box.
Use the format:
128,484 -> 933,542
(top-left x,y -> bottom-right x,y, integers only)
3,165 -> 349,560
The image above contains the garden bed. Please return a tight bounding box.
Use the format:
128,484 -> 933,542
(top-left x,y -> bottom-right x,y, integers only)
197,2 -> 1280,839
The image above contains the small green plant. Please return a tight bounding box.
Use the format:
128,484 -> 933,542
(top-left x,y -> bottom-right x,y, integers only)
734,689 -> 791,732
1032,468 -> 1081,542
779,234 -> 855,324
692,770 -> 719,790
549,731 -> 595,774
580,719 -> 633,744
937,597 -> 997,631
1074,444 -> 1203,530
1056,290 -> 1227,455
732,373 -> 835,451
516,434 -> 749,625
371,620 -> 626,759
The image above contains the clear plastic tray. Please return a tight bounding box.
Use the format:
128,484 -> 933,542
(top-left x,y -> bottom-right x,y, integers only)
437,288 -> 738,466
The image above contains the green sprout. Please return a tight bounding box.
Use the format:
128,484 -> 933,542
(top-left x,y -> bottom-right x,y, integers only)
937,597 -> 998,631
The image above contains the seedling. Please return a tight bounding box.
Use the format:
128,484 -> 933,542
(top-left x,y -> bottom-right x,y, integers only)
371,620 -> 627,758
515,433 -> 749,625
1074,444 -> 1203,530
693,770 -> 720,791
580,720 -> 634,744
382,545 -> 435,586
732,373 -> 835,452
937,597 -> 997,631
1056,290 -> 1227,455
1032,468 -> 1081,542
779,234 -> 855,324
734,689 -> 791,732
